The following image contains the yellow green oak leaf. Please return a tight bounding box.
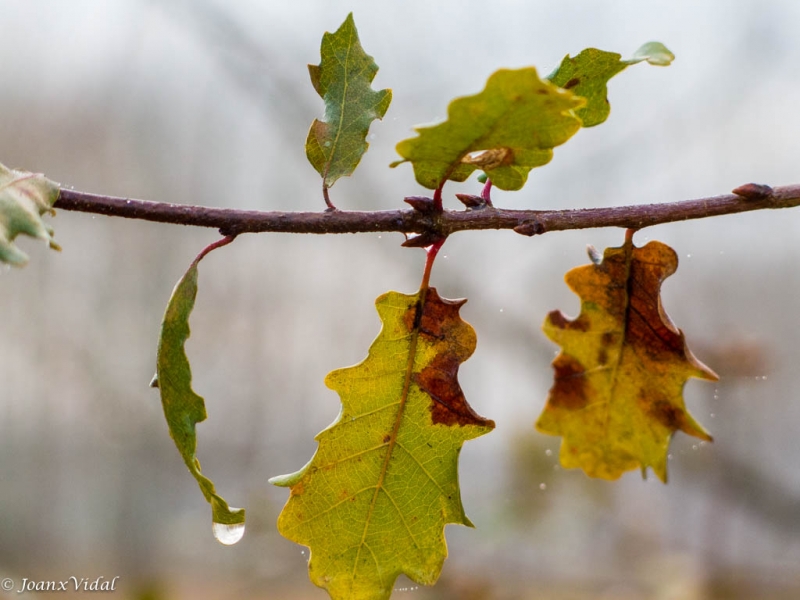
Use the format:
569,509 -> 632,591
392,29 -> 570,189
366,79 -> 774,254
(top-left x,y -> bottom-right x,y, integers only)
0,162 -> 60,266
306,13 -> 392,188
271,287 -> 494,600
154,252 -> 244,540
536,236 -> 717,482
546,42 -> 674,127
392,68 -> 584,191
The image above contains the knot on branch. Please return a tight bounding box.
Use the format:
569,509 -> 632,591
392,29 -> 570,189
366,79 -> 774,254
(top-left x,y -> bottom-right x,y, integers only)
514,220 -> 545,236
732,183 -> 774,201
455,193 -> 488,210
402,196 -> 448,247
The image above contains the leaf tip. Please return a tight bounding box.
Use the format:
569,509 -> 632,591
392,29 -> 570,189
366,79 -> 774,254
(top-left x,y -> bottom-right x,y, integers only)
628,42 -> 675,66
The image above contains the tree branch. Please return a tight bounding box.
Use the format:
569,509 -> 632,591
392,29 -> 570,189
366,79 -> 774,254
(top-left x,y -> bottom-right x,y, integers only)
54,184 -> 800,238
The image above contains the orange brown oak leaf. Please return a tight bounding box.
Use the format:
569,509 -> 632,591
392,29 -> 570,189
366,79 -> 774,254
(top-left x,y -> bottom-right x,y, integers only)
270,287 -> 494,600
536,235 -> 717,482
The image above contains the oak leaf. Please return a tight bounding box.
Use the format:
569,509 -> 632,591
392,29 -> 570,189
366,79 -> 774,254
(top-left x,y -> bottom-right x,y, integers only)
546,42 -> 674,127
392,43 -> 672,192
271,288 -> 494,600
392,68 -> 584,191
306,13 -> 392,189
154,254 -> 244,541
536,237 -> 717,482
0,162 -> 60,266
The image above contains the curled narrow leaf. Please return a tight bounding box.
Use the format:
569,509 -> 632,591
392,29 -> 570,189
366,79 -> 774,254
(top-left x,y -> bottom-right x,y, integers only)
271,288 -> 494,600
547,42 -> 674,127
306,13 -> 392,189
156,256 -> 244,536
536,237 -> 717,482
392,68 -> 584,191
0,162 -> 60,266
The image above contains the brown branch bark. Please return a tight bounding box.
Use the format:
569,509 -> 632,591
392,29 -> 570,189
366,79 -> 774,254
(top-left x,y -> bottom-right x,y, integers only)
54,184 -> 800,238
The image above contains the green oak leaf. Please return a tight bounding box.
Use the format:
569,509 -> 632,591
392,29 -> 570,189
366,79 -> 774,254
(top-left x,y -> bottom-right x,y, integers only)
0,162 -> 60,266
271,288 -> 494,600
547,42 -> 674,127
391,68 -> 585,191
306,13 -> 392,189
154,250 -> 244,542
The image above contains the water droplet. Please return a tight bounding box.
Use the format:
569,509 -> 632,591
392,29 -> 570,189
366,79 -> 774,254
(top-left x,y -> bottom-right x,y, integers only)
369,133 -> 376,140
686,253 -> 692,258
323,141 -> 331,147
691,445 -> 698,451
377,235 -> 382,239
545,449 -> 552,457
499,308 -> 504,313
668,453 -> 673,460
212,521 -> 245,545
710,413 -> 715,418
539,483 -> 547,491
443,255 -> 448,259
713,394 -> 719,400
553,464 -> 560,471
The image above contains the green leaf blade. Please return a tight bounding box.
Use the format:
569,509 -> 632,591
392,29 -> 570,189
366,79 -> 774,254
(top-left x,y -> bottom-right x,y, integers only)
271,288 -> 494,599
156,259 -> 244,537
393,68 -> 584,191
547,42 -> 674,128
0,162 -> 60,266
306,13 -> 392,188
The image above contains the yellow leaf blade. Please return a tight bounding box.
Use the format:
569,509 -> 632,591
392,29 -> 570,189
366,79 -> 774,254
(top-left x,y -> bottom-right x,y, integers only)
272,288 -> 494,599
536,238 -> 717,482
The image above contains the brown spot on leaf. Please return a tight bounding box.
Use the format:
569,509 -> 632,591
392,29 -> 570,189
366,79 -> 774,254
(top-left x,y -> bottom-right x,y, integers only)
597,347 -> 608,366
647,396 -> 681,431
382,434 -> 391,444
563,77 -> 580,89
290,481 -> 305,497
547,310 -> 589,332
404,289 -> 494,429
548,354 -> 588,410
461,147 -> 514,170
416,352 -> 493,428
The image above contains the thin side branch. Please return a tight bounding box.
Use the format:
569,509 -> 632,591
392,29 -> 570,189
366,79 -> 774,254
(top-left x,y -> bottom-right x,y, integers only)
54,184 -> 800,238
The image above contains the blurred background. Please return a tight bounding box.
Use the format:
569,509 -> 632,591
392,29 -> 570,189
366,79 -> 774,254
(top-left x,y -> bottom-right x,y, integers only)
1,1 -> 799,598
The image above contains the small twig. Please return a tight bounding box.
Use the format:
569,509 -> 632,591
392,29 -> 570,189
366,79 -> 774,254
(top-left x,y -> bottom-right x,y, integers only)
193,234 -> 237,265
481,179 -> 494,207
322,184 -> 336,211
54,184 -> 800,238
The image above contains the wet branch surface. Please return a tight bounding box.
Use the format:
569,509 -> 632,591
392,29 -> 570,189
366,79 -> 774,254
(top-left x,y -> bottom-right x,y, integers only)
55,183 -> 800,238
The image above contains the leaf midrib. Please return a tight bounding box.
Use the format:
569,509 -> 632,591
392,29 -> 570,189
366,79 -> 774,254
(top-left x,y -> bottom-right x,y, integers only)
352,287 -> 429,582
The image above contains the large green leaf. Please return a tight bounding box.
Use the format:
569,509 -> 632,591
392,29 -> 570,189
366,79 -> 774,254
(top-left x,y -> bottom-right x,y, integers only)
306,13 -> 392,189
272,288 -> 494,599
0,162 -> 60,266
154,249 -> 245,544
546,42 -> 674,127
391,68 -> 585,191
